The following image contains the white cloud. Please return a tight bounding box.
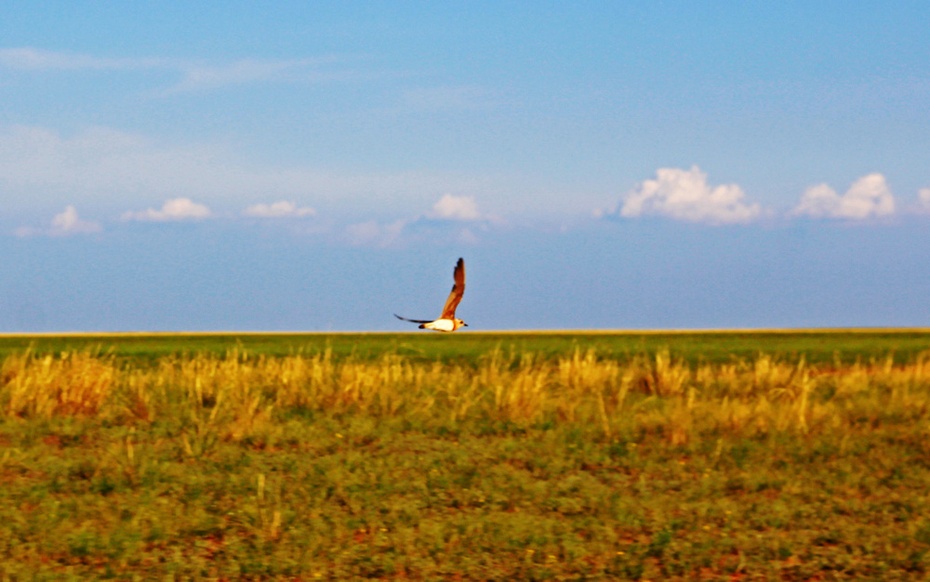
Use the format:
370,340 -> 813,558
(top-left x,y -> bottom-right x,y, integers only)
615,166 -> 763,225
50,205 -> 101,235
14,205 -> 101,237
242,200 -> 316,218
793,173 -> 895,220
428,194 -> 481,221
121,198 -> 212,222
918,188 -> 930,213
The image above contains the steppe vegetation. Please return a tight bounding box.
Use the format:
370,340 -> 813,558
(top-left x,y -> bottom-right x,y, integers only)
1,332 -> 929,579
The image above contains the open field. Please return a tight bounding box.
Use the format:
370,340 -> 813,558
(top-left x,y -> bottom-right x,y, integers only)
4,328 -> 930,364
1,331 -> 930,579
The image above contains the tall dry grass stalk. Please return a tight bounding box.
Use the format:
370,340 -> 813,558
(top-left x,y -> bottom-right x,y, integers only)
1,351 -> 117,417
2,348 -> 930,444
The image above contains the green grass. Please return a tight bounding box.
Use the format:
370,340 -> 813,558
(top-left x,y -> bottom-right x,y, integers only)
1,330 -> 929,579
3,328 -> 930,364
5,416 -> 928,579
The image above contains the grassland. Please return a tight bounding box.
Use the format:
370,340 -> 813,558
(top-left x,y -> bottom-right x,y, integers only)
4,328 -> 930,364
1,330 -> 929,579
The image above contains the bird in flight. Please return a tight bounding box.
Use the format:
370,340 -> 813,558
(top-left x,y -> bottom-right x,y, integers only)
394,257 -> 468,332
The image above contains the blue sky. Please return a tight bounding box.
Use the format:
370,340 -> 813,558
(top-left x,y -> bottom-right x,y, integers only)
1,2 -> 929,331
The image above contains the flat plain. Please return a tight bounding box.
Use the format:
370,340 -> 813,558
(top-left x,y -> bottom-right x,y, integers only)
1,330 -> 929,579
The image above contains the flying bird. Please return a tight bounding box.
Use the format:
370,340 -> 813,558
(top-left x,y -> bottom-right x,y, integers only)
394,257 -> 468,332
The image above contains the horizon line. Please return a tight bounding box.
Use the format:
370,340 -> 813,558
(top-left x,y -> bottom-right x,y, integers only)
2,327 -> 930,338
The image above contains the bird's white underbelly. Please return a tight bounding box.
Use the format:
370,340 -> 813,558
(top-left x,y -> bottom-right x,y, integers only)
423,319 -> 455,332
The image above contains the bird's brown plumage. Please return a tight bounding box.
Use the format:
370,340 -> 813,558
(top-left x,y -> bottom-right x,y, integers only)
439,257 -> 465,319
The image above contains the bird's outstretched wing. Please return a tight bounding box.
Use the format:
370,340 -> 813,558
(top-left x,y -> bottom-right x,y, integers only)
440,257 -> 465,319
394,313 -> 433,324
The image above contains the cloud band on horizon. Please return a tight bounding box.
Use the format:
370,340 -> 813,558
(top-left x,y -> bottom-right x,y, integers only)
121,198 -> 212,222
13,205 -> 101,237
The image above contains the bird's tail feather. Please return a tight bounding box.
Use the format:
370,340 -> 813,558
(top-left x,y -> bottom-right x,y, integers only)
394,313 -> 432,324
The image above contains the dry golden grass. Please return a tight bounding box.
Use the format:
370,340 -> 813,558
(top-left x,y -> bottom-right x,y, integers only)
1,350 -> 117,417
3,347 -> 930,446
